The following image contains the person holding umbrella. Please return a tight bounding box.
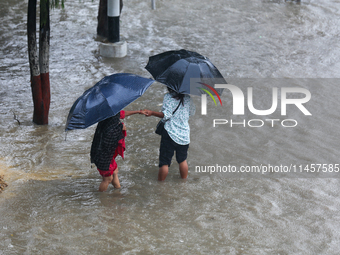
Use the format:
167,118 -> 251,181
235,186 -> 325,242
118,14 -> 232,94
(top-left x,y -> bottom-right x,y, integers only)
141,87 -> 195,181
91,110 -> 141,191
65,73 -> 155,191
143,49 -> 226,181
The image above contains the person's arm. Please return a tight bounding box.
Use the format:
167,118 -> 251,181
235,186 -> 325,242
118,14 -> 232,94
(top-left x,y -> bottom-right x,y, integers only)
141,109 -> 164,118
141,93 -> 173,119
124,110 -> 142,117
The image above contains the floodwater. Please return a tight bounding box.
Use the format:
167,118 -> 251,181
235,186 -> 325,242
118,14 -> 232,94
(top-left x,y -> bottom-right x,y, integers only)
1,0 -> 340,254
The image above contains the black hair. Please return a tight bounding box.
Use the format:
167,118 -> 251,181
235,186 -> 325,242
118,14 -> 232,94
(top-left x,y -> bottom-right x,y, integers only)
167,87 -> 185,105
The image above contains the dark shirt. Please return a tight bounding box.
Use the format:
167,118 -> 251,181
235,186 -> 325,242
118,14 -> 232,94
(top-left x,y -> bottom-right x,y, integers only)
90,113 -> 124,171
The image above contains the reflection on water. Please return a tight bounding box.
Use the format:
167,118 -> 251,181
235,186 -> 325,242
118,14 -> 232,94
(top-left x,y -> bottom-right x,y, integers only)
1,0 -> 340,253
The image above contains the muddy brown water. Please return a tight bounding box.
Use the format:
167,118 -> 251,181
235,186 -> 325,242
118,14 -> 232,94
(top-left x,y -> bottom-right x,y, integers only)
1,0 -> 340,254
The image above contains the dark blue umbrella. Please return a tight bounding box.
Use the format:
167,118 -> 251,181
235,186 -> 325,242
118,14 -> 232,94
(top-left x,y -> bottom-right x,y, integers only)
65,73 -> 155,131
145,49 -> 226,96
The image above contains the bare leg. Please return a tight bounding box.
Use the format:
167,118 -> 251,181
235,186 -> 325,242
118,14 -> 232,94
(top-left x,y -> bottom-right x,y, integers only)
111,168 -> 121,188
99,175 -> 113,192
179,160 -> 188,179
158,165 -> 169,181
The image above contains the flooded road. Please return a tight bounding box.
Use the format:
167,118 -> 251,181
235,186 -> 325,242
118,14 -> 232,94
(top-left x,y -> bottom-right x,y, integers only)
1,0 -> 340,254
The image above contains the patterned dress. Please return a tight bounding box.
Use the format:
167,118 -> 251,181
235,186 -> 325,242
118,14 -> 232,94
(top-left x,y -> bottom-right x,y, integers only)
90,111 -> 126,171
162,93 -> 196,145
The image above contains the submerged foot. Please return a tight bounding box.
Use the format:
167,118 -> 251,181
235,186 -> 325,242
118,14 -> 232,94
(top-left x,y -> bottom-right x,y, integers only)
112,174 -> 121,189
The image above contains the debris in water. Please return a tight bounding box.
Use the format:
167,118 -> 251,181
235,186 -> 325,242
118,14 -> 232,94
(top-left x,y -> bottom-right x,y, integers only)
0,175 -> 8,193
12,110 -> 20,125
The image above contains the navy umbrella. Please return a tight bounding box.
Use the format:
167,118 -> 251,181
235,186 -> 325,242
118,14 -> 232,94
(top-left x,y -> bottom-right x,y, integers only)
145,49 -> 226,96
65,73 -> 155,131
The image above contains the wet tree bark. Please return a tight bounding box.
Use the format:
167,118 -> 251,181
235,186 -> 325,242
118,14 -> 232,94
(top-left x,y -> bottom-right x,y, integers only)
39,0 -> 50,124
27,0 -> 50,125
97,0 -> 123,39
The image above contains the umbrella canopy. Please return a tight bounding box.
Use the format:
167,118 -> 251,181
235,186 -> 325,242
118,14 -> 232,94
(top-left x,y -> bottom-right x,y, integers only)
145,49 -> 226,96
65,73 -> 154,131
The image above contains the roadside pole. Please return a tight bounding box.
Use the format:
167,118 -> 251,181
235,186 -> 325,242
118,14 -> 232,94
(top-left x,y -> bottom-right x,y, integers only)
108,0 -> 120,42
99,0 -> 127,58
151,0 -> 156,10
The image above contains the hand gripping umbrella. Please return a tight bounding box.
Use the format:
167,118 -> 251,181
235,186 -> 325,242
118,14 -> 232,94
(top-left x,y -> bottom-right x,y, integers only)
65,73 -> 155,131
145,49 -> 227,96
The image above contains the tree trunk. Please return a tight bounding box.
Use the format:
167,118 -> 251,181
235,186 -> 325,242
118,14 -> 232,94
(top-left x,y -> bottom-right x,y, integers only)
97,0 -> 123,39
27,0 -> 50,125
39,0 -> 50,125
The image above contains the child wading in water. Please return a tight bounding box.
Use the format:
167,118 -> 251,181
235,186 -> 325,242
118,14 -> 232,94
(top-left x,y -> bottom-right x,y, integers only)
90,110 -> 141,191
141,88 -> 195,181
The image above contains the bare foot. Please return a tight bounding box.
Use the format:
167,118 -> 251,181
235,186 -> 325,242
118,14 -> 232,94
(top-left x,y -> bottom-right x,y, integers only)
99,175 -> 113,192
179,160 -> 188,179
112,170 -> 121,189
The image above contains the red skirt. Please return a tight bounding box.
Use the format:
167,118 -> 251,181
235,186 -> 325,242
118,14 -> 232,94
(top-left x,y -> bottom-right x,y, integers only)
97,129 -> 126,177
